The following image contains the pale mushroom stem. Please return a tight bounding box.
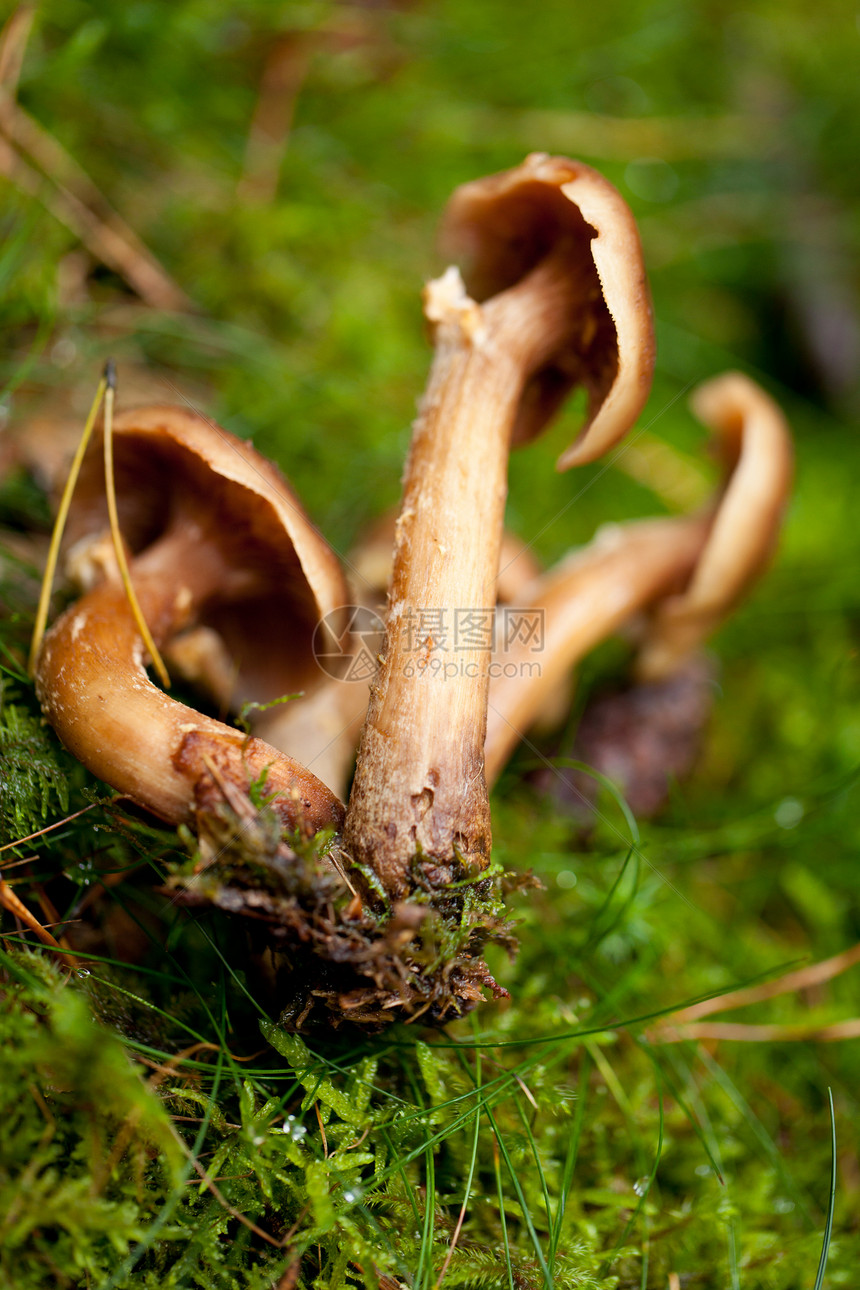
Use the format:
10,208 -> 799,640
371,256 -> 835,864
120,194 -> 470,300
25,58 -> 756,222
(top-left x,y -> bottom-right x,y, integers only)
35,524 -> 344,835
344,244 -> 589,897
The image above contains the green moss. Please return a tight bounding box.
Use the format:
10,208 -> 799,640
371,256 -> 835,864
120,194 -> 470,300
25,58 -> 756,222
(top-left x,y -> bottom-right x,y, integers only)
0,694 -> 70,838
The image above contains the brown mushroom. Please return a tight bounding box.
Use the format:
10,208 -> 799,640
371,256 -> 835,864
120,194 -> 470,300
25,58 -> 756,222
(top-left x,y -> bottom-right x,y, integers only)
635,371 -> 793,681
483,371 -> 793,785
35,403 -> 350,837
344,153 -> 654,897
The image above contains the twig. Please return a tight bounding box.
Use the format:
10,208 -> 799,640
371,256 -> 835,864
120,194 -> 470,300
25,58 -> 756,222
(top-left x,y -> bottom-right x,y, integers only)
137,1042 -> 266,1081
0,4 -> 34,108
168,1123 -> 283,1248
315,1100 -> 329,1158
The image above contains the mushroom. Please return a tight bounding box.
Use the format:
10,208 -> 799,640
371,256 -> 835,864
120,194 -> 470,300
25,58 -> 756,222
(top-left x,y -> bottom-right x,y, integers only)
483,371 -> 793,786
34,403 -> 351,837
635,372 -> 793,682
344,153 -> 654,898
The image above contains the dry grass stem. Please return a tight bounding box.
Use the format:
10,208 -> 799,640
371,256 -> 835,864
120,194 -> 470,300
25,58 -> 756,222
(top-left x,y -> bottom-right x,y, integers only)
28,374 -> 108,676
239,33 -> 314,203
0,877 -> 77,968
665,941 -> 860,1025
101,369 -> 171,688
656,1019 -> 860,1043
0,7 -> 191,311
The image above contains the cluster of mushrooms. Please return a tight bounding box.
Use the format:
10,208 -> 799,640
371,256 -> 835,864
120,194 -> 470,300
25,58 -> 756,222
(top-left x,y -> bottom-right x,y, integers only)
32,154 -> 792,1028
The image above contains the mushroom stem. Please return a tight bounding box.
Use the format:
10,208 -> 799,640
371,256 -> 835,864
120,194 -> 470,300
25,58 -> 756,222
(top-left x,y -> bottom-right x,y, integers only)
483,515 -> 709,785
35,524 -> 344,836
344,248 -> 611,894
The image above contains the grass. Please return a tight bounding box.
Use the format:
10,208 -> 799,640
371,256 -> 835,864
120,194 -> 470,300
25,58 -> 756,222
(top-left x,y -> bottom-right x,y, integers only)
2,0 -> 860,1285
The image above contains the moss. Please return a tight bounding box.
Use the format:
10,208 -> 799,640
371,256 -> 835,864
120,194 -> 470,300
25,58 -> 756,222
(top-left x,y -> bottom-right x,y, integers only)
0,694 -> 70,838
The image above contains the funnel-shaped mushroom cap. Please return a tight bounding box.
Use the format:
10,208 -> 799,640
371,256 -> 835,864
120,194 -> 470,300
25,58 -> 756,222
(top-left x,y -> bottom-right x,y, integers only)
440,152 -> 655,468
636,372 -> 793,680
65,404 -> 349,710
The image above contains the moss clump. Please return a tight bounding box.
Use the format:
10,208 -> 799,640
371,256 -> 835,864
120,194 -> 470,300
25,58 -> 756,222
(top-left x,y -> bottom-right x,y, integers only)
0,693 -> 70,838
0,951 -> 181,1289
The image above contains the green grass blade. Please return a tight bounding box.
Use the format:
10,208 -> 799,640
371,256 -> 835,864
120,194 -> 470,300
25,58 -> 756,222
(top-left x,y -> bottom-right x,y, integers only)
549,1049 -> 590,1270
813,1088 -> 837,1290
486,1102 -> 553,1288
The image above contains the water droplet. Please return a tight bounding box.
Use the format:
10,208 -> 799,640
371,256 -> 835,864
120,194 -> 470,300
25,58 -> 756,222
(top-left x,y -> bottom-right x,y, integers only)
252,1135 -> 264,1146
695,1164 -> 712,1177
774,1197 -> 795,1214
282,1115 -> 307,1141
343,1186 -> 363,1204
75,968 -> 91,979
556,869 -> 577,890
633,1176 -> 650,1197
76,858 -> 95,886
775,797 -> 804,829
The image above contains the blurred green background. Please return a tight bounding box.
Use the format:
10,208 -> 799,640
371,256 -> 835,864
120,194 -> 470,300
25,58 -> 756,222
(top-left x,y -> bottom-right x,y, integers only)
2,1 -> 860,1286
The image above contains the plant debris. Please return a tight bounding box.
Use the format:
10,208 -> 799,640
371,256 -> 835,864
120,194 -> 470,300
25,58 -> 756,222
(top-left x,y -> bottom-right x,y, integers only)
168,772 -> 531,1031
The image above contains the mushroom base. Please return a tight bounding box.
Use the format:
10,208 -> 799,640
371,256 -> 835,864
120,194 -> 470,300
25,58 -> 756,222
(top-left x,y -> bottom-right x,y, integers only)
167,783 -> 527,1030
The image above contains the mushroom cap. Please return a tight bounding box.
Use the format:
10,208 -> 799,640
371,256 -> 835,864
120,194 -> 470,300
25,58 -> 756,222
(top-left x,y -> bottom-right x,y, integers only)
65,403 -> 350,708
636,372 -> 793,680
440,152 -> 655,469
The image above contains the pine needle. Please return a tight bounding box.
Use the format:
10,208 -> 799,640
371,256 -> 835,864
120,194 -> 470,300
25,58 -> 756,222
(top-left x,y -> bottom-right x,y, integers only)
28,371 -> 107,676
102,360 -> 171,689
0,803 -> 98,858
0,876 -> 76,968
